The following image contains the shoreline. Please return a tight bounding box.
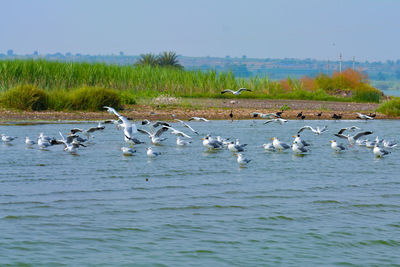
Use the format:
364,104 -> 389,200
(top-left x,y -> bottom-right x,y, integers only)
0,99 -> 397,123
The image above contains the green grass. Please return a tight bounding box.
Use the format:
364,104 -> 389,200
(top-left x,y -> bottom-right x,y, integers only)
377,97 -> 400,116
0,59 -> 384,111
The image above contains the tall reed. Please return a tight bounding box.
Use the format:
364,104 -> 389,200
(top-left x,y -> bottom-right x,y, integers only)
0,59 -> 382,103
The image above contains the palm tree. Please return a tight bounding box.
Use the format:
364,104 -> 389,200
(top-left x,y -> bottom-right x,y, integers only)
157,51 -> 183,69
135,53 -> 158,67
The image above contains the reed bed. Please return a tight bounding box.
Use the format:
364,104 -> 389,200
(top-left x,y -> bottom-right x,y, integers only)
377,97 -> 400,116
0,59 -> 383,111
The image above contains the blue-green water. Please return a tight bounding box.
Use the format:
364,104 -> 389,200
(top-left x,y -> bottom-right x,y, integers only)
1,120 -> 399,266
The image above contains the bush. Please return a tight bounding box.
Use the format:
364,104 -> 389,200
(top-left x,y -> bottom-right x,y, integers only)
69,86 -> 122,111
377,97 -> 400,116
47,90 -> 72,111
0,84 -> 48,110
352,84 -> 381,103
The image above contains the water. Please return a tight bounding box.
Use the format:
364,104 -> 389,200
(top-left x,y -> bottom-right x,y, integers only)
1,120 -> 399,266
381,89 -> 400,97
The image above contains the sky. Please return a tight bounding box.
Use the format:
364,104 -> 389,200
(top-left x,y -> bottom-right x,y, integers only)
1,0 -> 399,61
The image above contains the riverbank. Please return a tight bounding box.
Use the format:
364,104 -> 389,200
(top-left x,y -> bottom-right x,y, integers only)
0,98 -> 396,123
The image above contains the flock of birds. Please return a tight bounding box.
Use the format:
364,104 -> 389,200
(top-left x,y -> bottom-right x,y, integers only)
0,105 -> 397,167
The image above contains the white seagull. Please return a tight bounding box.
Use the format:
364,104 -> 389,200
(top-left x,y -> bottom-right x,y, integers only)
58,132 -> 86,154
221,88 -> 252,95
297,125 -> 328,135
121,147 -> 136,156
357,113 -> 374,120
271,137 -> 290,151
250,112 -> 280,119
188,117 -> 209,122
1,134 -> 17,143
228,141 -> 247,152
236,153 -> 251,166
164,126 -> 191,138
383,140 -> 397,149
146,147 -> 161,158
25,137 -> 36,146
176,137 -> 191,146
292,141 -> 309,153
70,122 -> 105,140
261,143 -> 275,151
137,126 -> 169,145
104,106 -> 141,145
292,135 -> 310,148
330,140 -> 346,152
201,135 -> 223,149
334,128 -> 373,145
373,145 -> 390,157
264,118 -> 288,125
174,119 -> 199,135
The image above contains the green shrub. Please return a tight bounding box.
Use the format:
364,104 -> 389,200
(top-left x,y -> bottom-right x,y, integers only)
47,90 -> 72,111
377,97 -> 400,116
69,86 -> 122,111
119,90 -> 137,105
0,84 -> 48,110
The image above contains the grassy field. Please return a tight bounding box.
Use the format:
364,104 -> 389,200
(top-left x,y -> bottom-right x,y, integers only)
0,59 -> 386,111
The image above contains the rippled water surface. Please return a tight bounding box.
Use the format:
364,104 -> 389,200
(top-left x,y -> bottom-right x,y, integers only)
1,120 -> 400,266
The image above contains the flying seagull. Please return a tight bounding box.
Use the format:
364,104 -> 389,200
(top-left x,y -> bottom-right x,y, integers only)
188,117 -> 209,122
221,88 -> 252,95
334,128 -> 373,145
250,112 -> 280,119
174,119 -> 199,135
137,126 -> 169,145
297,125 -> 328,135
356,112 -> 374,120
164,126 -> 192,138
70,122 -> 105,140
104,106 -> 141,145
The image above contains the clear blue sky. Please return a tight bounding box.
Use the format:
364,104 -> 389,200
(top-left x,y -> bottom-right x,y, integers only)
1,0 -> 399,61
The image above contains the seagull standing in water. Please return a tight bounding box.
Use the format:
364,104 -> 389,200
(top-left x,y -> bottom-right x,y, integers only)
202,135 -> 223,149
383,140 -> 397,149
221,88 -> 252,95
373,144 -> 390,157
121,147 -> 136,156
261,142 -> 275,151
176,137 -> 191,146
236,153 -> 251,166
330,140 -> 346,152
292,141 -> 309,153
146,147 -> 161,158
25,137 -> 36,146
228,141 -> 247,152
292,135 -> 310,148
1,134 -> 17,143
271,137 -> 290,151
